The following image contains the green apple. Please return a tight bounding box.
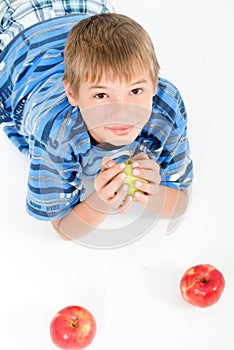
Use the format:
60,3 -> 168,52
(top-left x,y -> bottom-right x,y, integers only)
123,159 -> 148,196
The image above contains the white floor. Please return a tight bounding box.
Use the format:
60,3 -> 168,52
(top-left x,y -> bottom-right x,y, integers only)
1,0 -> 234,349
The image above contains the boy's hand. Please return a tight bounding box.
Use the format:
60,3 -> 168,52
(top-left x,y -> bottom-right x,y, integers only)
130,152 -> 161,206
93,157 -> 133,214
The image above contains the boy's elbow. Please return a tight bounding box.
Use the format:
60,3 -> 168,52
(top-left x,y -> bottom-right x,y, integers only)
161,187 -> 190,219
51,218 -> 71,240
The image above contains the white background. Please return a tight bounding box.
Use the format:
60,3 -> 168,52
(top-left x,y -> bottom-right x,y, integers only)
1,0 -> 234,349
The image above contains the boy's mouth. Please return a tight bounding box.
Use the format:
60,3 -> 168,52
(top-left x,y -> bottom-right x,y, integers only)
106,125 -> 134,136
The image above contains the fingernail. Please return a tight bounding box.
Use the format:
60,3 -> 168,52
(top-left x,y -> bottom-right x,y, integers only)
107,161 -> 115,168
120,172 -> 127,180
133,168 -> 140,176
126,195 -> 133,202
132,162 -> 139,168
122,184 -> 129,191
135,180 -> 142,187
134,191 -> 141,198
119,163 -> 126,170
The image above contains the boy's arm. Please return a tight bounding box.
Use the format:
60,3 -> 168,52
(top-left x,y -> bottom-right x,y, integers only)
52,159 -> 133,240
52,157 -> 189,241
144,185 -> 189,219
51,192 -> 108,240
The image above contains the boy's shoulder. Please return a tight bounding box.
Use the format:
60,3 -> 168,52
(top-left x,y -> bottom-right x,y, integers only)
157,76 -> 182,101
31,105 -> 90,158
152,76 -> 187,123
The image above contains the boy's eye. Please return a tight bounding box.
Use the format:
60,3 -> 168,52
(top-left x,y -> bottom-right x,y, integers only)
131,88 -> 143,95
95,93 -> 107,99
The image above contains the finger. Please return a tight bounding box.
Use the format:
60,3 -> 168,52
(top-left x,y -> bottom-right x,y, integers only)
134,179 -> 148,193
134,180 -> 159,195
116,182 -> 130,201
118,195 -> 133,215
132,167 -> 161,184
101,156 -> 116,171
101,162 -> 126,182
105,183 -> 130,211
133,191 -> 150,206
109,183 -> 131,209
95,162 -> 126,191
131,152 -> 149,162
131,158 -> 155,170
100,172 -> 127,200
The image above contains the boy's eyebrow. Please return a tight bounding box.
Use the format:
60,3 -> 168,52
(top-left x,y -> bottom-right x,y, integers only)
88,85 -> 107,90
88,79 -> 148,90
129,79 -> 148,86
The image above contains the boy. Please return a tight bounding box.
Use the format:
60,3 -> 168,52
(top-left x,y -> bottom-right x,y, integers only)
0,0 -> 193,240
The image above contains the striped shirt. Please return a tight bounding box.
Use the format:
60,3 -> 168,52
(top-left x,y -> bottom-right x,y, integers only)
0,8 -> 193,221
0,0 -> 114,51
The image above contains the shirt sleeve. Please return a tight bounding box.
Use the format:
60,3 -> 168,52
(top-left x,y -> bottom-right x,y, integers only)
26,119 -> 86,222
157,89 -> 194,190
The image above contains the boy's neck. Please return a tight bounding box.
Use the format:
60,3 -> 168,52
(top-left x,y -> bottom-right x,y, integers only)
88,131 -> 129,151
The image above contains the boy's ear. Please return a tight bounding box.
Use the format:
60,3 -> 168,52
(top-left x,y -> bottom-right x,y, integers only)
63,80 -> 78,106
153,79 -> 158,95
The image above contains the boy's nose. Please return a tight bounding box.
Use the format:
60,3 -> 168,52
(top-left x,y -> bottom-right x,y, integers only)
111,96 -> 129,104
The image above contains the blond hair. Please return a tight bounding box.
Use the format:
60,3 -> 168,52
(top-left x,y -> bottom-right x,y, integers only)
64,13 -> 160,98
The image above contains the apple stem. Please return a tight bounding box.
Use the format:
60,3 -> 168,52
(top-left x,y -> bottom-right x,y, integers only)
195,277 -> 207,283
127,151 -> 132,164
71,319 -> 79,328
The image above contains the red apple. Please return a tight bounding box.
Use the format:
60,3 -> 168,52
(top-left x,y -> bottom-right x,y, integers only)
180,264 -> 225,308
50,305 -> 97,349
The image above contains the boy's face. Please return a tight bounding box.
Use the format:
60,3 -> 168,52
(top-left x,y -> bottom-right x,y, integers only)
64,72 -> 157,146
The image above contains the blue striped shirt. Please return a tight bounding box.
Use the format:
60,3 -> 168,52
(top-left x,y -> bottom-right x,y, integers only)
0,0 -> 114,51
0,13 -> 193,221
